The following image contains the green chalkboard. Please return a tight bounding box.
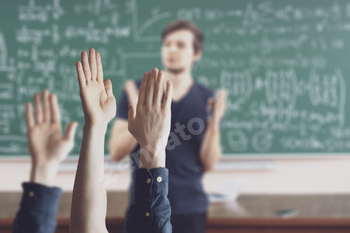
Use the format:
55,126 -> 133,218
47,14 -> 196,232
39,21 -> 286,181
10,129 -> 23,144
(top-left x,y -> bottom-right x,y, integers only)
1,0 -> 350,156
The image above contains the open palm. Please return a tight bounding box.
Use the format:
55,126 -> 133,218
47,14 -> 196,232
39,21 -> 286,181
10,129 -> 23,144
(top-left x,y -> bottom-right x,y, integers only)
76,48 -> 116,125
26,91 -> 77,165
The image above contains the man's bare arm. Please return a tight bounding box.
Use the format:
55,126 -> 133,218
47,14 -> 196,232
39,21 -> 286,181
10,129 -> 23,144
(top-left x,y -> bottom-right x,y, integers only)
200,121 -> 222,172
108,119 -> 137,161
70,48 -> 116,233
200,89 -> 227,172
109,80 -> 140,161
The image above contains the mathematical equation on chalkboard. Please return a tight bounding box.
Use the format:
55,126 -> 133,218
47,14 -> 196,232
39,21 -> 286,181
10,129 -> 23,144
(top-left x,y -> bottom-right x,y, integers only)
1,0 -> 350,155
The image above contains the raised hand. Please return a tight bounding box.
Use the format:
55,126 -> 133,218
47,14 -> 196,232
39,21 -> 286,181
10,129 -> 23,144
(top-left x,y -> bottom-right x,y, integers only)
76,48 -> 116,126
71,48 -> 116,233
127,68 -> 173,169
26,90 -> 78,185
207,89 -> 227,128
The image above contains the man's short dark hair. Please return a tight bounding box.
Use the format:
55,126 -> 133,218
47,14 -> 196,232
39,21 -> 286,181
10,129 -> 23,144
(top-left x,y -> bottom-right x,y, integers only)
161,20 -> 204,54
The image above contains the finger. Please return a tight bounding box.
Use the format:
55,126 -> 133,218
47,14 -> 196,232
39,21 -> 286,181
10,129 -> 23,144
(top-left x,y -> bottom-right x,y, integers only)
125,81 -> 133,96
34,93 -> 43,124
103,79 -> 114,98
49,94 -> 61,124
221,89 -> 228,101
215,90 -> 227,109
146,68 -> 157,108
218,89 -> 228,113
25,102 -> 34,128
130,81 -> 139,95
213,90 -> 226,118
125,81 -> 138,106
81,51 -> 91,81
89,48 -> 97,81
127,104 -> 135,131
162,80 -> 173,111
96,52 -> 103,82
137,72 -> 150,109
42,90 -> 51,123
218,89 -> 227,99
76,61 -> 86,88
154,70 -> 164,109
126,81 -> 138,96
222,89 -> 228,108
64,122 -> 78,141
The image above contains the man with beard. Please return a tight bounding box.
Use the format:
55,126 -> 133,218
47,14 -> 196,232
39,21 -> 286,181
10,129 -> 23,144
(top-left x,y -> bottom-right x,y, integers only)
109,21 -> 227,233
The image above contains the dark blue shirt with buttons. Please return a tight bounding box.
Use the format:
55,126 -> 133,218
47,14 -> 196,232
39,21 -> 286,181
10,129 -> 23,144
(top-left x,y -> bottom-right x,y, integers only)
117,80 -> 214,215
12,182 -> 61,233
127,168 -> 172,233
13,168 -> 171,233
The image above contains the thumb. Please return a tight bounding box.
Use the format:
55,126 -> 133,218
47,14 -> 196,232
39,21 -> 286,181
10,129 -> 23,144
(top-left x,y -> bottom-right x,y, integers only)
103,79 -> 114,98
65,122 -> 78,141
127,104 -> 135,130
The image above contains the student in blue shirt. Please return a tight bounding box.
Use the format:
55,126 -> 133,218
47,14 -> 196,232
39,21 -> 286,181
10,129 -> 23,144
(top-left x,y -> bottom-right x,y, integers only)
109,21 -> 227,233
70,48 -> 172,233
13,90 -> 78,233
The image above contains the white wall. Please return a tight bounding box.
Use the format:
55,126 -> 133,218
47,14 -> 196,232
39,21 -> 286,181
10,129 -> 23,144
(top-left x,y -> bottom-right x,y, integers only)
1,157 -> 350,194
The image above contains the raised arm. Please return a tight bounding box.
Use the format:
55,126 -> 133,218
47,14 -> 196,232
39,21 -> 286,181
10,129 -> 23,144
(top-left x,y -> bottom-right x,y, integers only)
70,48 -> 116,233
126,68 -> 173,233
108,119 -> 137,161
200,89 -> 227,172
13,90 -> 77,233
108,81 -> 139,162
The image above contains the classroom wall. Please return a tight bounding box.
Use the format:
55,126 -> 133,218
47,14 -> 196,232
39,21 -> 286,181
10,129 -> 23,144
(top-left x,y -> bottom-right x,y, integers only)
1,158 -> 350,194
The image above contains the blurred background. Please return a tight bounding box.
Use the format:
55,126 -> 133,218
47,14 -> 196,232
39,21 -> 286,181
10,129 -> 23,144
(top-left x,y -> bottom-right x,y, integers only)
1,0 -> 350,232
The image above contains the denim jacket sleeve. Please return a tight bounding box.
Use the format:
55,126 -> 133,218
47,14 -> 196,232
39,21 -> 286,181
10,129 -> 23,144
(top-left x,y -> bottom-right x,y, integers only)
126,167 -> 172,233
12,182 -> 62,233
